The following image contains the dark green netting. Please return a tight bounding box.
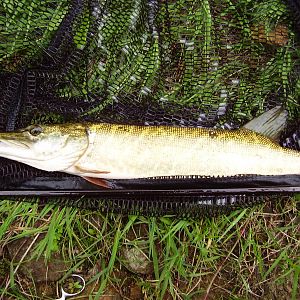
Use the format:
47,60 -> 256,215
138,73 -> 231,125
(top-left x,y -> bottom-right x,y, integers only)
0,193 -> 275,217
0,0 -> 299,215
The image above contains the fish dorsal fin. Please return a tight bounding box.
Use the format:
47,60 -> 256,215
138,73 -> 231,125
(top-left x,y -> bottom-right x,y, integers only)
242,106 -> 288,141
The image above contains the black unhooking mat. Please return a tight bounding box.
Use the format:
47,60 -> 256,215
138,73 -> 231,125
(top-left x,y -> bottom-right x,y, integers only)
0,0 -> 300,216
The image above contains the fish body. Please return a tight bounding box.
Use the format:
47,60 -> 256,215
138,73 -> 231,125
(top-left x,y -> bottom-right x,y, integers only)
0,121 -> 299,185
67,123 -> 300,178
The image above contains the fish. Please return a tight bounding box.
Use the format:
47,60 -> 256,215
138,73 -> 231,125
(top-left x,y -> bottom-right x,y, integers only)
0,106 -> 299,188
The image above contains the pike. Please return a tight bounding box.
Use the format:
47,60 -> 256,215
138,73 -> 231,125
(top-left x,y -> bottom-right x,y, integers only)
0,107 -> 299,188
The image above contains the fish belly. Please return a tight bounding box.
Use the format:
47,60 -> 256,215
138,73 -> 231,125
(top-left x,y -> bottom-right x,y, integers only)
73,124 -> 300,179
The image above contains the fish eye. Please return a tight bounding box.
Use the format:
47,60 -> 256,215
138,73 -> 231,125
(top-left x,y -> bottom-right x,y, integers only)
29,125 -> 43,136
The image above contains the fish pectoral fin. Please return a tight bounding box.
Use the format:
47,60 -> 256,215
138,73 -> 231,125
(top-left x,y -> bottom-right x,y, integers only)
243,106 -> 288,141
75,165 -> 110,174
74,166 -> 114,188
82,176 -> 113,189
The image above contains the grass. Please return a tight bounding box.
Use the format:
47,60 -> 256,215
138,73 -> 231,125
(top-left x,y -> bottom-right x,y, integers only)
0,196 -> 298,299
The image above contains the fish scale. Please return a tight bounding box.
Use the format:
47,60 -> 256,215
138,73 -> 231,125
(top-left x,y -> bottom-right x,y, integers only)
69,123 -> 300,180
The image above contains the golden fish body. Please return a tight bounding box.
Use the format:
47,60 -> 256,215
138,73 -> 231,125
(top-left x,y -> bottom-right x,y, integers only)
0,121 -> 299,182
65,123 -> 300,179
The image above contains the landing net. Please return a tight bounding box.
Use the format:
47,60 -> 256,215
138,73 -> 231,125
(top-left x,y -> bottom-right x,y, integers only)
0,0 -> 299,215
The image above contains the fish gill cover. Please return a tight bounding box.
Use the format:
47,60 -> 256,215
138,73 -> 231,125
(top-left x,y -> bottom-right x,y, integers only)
0,0 -> 299,216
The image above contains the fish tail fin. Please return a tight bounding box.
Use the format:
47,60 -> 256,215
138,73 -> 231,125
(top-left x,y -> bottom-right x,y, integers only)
243,106 -> 288,141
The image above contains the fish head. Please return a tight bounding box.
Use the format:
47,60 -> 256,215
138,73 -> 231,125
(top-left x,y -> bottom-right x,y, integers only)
0,123 -> 89,171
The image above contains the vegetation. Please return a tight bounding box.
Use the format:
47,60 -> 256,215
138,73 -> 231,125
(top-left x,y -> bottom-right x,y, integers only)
1,0 -> 299,121
0,197 -> 299,299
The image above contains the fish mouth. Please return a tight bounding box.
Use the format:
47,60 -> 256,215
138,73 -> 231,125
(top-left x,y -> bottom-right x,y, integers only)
0,132 -> 34,161
0,138 -> 31,149
0,134 -> 50,169
0,133 -> 31,149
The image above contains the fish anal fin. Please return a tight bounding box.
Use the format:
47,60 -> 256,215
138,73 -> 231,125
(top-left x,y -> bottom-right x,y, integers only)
242,106 -> 288,141
83,176 -> 112,189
